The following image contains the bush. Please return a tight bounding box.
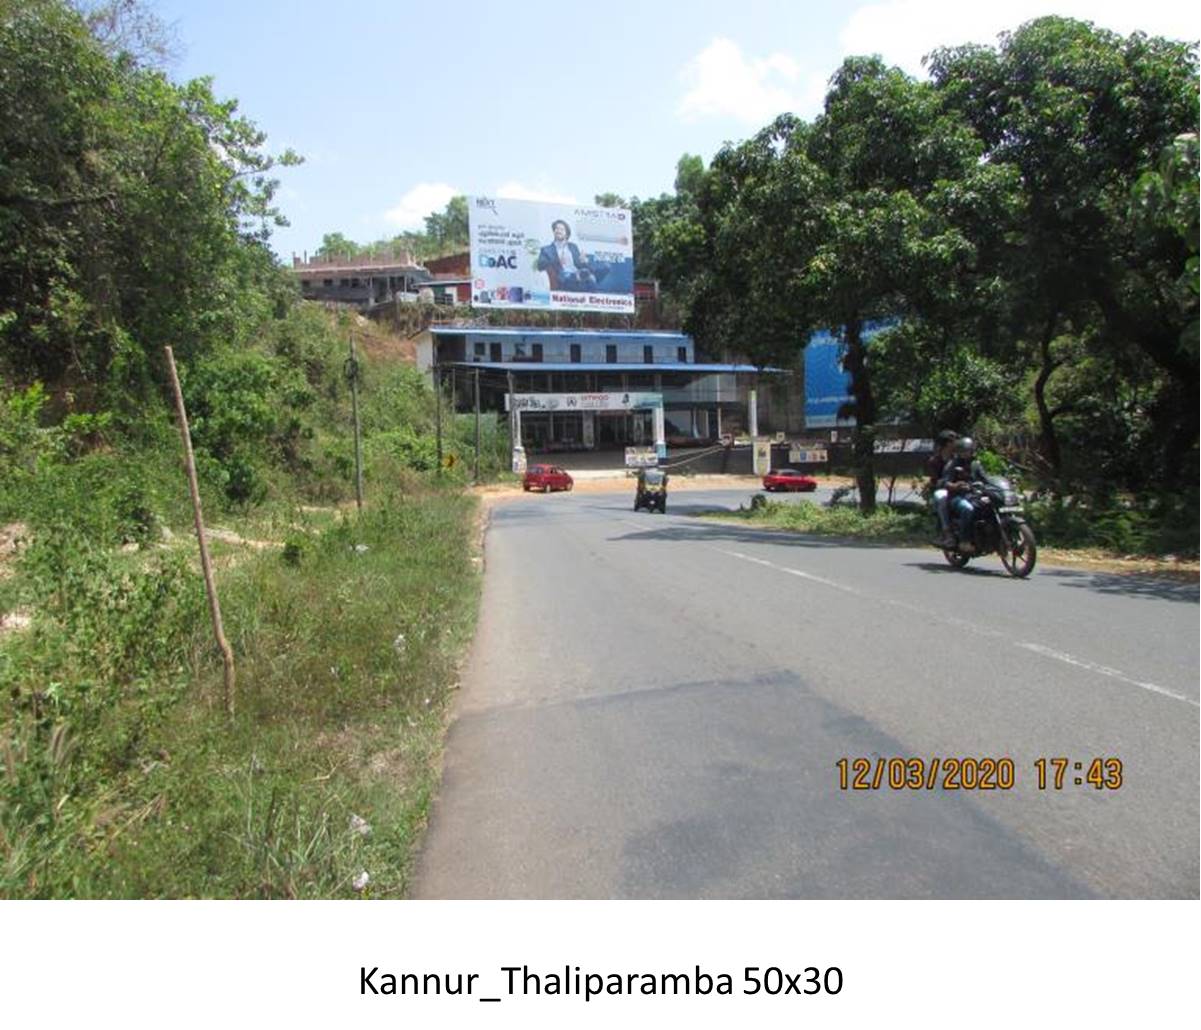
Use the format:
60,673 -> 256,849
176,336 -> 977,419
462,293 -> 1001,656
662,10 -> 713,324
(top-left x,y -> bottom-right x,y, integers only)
1028,494 -> 1198,556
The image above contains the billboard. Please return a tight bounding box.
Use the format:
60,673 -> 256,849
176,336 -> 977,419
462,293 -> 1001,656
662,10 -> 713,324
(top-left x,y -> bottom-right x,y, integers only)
468,196 -> 635,314
803,320 -> 897,428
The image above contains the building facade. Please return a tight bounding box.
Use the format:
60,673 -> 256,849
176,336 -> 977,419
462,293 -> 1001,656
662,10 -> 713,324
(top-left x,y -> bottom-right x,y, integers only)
415,325 -> 798,457
291,253 -> 433,308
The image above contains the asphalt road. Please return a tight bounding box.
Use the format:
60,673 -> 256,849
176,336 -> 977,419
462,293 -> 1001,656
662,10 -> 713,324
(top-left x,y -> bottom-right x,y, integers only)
413,487 -> 1199,898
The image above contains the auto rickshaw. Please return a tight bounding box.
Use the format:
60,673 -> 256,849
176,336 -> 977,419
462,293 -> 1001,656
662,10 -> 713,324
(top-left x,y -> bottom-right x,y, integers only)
634,466 -> 668,513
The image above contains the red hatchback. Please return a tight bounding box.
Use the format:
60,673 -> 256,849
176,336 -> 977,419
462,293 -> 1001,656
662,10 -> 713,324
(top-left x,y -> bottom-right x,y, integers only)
523,464 -> 574,493
762,468 -> 817,492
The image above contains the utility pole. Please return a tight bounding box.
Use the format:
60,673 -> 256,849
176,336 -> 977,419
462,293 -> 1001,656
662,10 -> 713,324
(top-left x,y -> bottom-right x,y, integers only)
435,362 -> 443,473
473,367 -> 481,483
347,336 -> 364,511
507,369 -> 515,457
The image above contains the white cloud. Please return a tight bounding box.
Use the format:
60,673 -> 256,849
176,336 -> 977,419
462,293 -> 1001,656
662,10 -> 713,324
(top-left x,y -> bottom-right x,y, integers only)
383,181 -> 459,229
676,5 -> 1197,126
840,0 -> 1200,77
494,180 -> 579,204
677,37 -> 827,124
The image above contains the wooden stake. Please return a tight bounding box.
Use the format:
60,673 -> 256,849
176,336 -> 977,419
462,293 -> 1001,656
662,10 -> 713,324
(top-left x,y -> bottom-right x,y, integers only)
164,346 -> 236,717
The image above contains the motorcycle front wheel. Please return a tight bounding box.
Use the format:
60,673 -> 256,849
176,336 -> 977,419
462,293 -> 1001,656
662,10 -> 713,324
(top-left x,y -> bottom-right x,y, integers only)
943,548 -> 970,568
1000,523 -> 1037,578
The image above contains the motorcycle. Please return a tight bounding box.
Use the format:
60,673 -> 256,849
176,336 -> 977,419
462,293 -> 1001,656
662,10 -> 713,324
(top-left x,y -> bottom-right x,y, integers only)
939,474 -> 1037,578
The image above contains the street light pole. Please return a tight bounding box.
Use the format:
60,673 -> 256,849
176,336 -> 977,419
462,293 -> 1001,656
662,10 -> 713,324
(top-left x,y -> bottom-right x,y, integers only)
474,367 -> 481,483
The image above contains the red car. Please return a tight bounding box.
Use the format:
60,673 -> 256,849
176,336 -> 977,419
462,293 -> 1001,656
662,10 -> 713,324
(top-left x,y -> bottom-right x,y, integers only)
762,468 -> 817,492
523,464 -> 574,493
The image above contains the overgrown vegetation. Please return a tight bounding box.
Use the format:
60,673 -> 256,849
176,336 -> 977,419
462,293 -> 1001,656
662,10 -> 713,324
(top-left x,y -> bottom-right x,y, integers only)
0,1 -> 505,896
0,278 -> 502,897
1,484 -> 479,897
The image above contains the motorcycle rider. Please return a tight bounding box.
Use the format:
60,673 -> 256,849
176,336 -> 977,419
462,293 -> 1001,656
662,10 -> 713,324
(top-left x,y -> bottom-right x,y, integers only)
938,436 -> 987,553
926,429 -> 958,547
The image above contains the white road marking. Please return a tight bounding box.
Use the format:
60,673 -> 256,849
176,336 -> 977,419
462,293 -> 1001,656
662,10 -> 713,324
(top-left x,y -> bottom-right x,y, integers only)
1016,642 -> 1199,708
711,545 -> 1197,709
718,549 -> 844,590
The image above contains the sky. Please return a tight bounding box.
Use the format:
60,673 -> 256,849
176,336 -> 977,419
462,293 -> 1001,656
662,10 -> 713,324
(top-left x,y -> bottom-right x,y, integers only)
152,0 -> 1199,262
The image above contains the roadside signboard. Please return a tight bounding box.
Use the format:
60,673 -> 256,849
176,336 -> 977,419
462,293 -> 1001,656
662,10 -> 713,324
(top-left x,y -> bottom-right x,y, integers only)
469,196 -> 634,315
625,447 -> 658,468
872,438 -> 934,453
753,440 -> 772,476
790,448 -> 829,464
505,391 -> 662,412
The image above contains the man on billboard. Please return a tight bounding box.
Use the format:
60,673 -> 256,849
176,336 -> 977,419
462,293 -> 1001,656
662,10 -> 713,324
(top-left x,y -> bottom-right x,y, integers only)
536,219 -> 608,292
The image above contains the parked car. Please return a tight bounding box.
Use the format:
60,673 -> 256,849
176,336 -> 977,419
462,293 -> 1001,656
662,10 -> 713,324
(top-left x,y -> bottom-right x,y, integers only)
762,468 -> 817,492
523,464 -> 574,492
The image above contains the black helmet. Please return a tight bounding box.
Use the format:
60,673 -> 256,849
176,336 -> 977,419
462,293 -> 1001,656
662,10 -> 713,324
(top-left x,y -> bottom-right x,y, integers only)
936,429 -> 957,445
955,436 -> 976,456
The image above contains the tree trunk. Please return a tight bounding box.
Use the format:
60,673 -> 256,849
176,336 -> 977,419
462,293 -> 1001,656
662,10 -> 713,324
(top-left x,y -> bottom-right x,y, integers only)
1032,313 -> 1062,483
842,318 -> 877,514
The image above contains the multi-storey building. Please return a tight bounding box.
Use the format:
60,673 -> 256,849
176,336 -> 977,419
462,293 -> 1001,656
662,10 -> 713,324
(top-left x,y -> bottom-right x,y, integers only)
414,325 -> 799,459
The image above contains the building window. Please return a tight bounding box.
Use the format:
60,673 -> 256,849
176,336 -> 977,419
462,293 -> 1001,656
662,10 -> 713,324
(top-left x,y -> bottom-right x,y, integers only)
570,343 -> 581,363
606,344 -> 617,363
350,278 -> 361,288
514,343 -> 527,360
339,278 -> 350,287
323,279 -> 334,287
474,342 -> 486,358
678,346 -> 688,363
490,342 -> 502,362
532,343 -> 543,362
644,345 -> 654,364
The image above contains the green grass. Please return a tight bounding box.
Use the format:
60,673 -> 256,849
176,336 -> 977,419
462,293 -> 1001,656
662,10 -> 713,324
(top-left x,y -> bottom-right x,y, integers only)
0,485 -> 480,897
709,498 -> 930,543
706,493 -> 1197,561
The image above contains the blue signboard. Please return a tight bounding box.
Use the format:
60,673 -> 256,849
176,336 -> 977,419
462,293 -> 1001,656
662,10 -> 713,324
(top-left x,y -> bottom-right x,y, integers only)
803,321 -> 896,428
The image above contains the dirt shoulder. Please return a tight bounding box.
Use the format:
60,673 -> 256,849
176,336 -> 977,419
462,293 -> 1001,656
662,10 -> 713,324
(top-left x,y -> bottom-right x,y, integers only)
472,473 -> 854,501
1033,548 -> 1198,580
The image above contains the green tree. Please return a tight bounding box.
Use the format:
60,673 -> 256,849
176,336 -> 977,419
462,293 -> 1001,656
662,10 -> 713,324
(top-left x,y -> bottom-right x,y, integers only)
314,232 -> 364,260
423,194 -> 468,252
690,61 -> 995,511
928,17 -> 1200,489
0,0 -> 299,394
629,154 -> 709,313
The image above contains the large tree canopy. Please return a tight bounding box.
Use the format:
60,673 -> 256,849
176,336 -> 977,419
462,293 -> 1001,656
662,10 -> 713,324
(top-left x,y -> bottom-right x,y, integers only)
684,16 -> 1198,505
1,0 -> 299,393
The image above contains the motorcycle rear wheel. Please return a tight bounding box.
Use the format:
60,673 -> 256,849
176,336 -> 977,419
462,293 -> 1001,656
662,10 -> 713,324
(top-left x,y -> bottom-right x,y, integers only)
1000,523 -> 1037,578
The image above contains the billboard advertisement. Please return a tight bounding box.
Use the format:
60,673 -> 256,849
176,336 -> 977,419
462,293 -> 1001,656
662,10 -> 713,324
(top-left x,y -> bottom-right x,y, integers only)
469,196 -> 635,314
803,321 -> 897,428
